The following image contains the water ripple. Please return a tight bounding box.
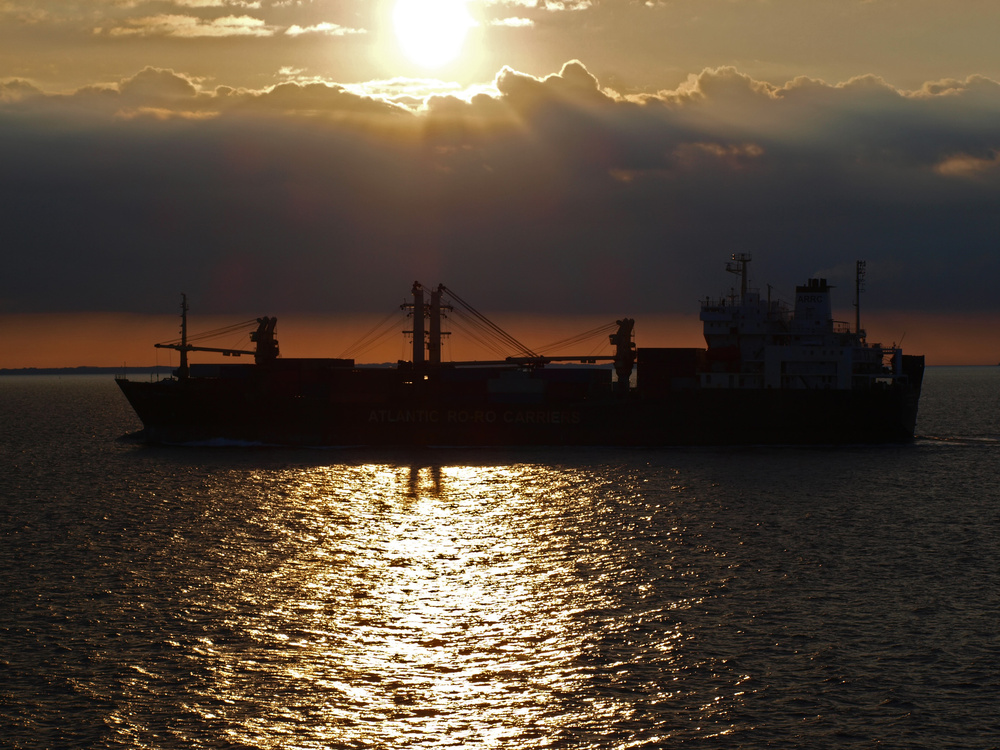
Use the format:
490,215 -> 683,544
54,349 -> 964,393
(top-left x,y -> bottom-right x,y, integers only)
2,374 -> 999,749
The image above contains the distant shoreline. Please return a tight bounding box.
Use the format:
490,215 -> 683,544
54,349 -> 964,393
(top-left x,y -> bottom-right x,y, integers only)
0,366 -> 175,376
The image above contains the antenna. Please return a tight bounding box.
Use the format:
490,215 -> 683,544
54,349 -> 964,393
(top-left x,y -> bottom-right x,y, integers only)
726,253 -> 752,301
854,260 -> 866,336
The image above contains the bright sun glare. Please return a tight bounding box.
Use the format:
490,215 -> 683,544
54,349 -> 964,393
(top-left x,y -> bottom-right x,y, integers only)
393,0 -> 476,69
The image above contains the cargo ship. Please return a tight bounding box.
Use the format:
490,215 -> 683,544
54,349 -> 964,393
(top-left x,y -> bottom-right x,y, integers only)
116,256 -> 924,446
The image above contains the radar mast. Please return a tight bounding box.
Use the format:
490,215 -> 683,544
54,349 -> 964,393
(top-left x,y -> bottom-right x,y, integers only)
726,253 -> 752,302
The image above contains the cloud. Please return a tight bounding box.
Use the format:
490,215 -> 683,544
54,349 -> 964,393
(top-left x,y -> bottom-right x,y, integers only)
240,80 -> 409,116
540,0 -> 592,10
174,0 -> 262,7
496,60 -> 605,100
118,66 -> 201,100
485,0 -> 591,10
285,22 -> 366,37
0,1 -> 51,23
934,150 -> 1000,179
483,0 -> 589,27
103,13 -> 274,37
22,67 -> 408,119
0,79 -> 44,102
491,17 -> 534,27
1,61 -> 999,326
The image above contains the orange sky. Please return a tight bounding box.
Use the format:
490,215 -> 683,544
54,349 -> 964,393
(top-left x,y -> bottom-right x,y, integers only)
3,310 -> 998,370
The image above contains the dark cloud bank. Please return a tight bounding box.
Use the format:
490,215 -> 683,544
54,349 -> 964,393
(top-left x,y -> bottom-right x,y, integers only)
2,62 -> 998,318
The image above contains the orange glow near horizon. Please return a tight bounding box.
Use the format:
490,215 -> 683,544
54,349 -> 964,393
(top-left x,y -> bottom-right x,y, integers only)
2,310 -> 999,370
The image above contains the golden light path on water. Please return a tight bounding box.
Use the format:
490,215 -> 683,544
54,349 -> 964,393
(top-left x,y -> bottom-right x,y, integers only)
248,463 -> 627,747
106,457 -> 722,748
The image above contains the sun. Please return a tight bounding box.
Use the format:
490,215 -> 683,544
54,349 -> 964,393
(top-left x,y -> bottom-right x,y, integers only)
392,0 -> 477,69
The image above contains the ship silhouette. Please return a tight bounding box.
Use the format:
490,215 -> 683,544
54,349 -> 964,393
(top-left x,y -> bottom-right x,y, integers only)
117,256 -> 924,446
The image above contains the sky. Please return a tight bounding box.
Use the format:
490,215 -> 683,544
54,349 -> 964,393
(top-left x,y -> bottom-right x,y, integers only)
2,0 -> 1000,366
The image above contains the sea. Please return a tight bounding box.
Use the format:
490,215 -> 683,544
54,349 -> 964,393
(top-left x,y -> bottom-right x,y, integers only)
1,367 -> 998,750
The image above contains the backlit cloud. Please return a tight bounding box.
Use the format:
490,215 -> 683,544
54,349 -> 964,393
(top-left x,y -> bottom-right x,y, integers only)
2,61 -> 999,329
103,13 -> 273,37
491,17 -> 533,27
285,22 -> 366,37
484,0 -> 591,9
174,0 -> 262,7
117,66 -> 201,100
541,0 -> 592,10
0,79 -> 43,102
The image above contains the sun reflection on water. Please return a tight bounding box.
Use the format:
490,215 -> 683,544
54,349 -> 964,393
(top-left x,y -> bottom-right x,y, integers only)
101,455 -> 740,748
193,460 -> 626,747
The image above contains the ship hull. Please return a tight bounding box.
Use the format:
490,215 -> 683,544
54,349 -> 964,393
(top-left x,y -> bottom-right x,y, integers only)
116,364 -> 923,447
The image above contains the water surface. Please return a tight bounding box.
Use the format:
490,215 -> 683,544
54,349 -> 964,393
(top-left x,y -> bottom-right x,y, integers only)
2,368 -> 998,748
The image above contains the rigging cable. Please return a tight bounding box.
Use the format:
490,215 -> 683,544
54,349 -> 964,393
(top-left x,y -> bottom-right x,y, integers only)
157,319 -> 259,347
445,313 -> 512,360
536,321 -> 619,356
440,286 -> 538,359
339,309 -> 409,360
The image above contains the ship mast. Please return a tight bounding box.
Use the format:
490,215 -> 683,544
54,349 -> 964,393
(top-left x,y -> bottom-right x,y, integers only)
726,253 -> 752,302
179,293 -> 189,380
427,285 -> 452,365
412,282 -> 425,365
402,282 -> 428,365
155,296 -> 273,373
854,260 -> 866,336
